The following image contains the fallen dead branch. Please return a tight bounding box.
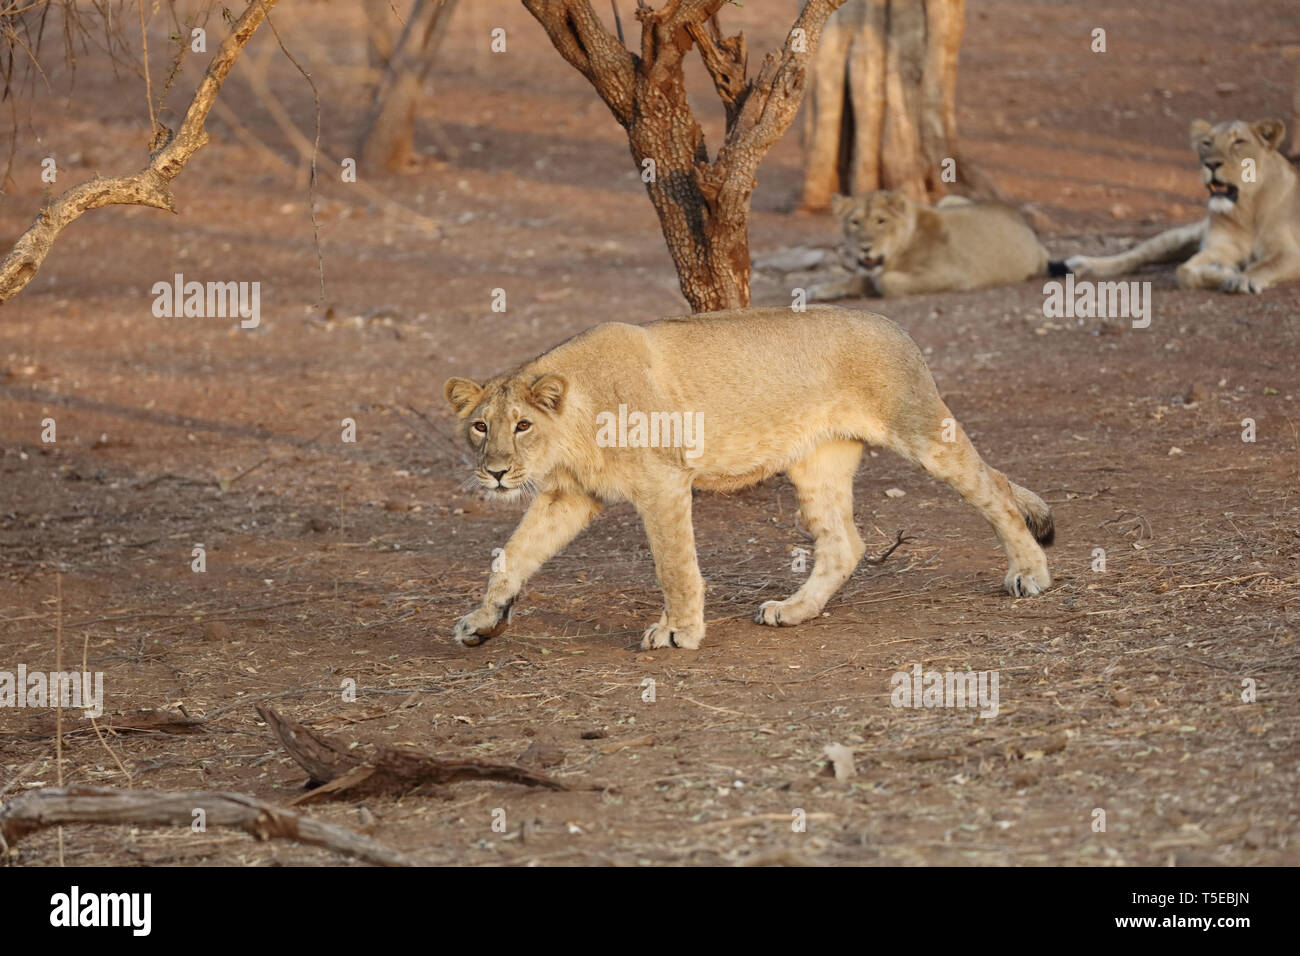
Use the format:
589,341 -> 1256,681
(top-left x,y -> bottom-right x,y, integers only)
257,705 -> 587,804
0,785 -> 417,866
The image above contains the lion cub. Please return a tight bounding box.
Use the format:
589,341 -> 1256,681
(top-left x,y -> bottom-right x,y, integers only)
804,191 -> 1052,299
444,306 -> 1055,651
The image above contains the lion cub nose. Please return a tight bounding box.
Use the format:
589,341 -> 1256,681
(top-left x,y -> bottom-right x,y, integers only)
487,468 -> 508,483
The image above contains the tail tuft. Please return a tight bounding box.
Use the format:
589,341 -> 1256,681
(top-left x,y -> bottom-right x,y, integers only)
1047,259 -> 1070,278
1025,510 -> 1055,547
1010,481 -> 1055,548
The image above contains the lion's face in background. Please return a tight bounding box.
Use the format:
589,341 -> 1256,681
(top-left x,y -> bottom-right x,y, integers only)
443,373 -> 568,501
830,191 -> 917,274
1191,118 -> 1286,214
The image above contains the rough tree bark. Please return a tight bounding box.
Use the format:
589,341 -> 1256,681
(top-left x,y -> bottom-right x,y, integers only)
523,0 -> 848,313
1290,62 -> 1300,160
0,0 -> 280,304
357,0 -> 458,173
801,0 -> 967,210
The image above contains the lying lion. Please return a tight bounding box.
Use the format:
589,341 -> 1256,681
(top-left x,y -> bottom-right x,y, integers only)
444,306 -> 1054,651
1061,118 -> 1300,293
756,191 -> 1052,300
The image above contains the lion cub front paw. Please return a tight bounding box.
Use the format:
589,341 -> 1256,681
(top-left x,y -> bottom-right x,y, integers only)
452,602 -> 512,647
1220,273 -> 1264,294
1004,566 -> 1051,598
640,621 -> 703,650
754,598 -> 817,627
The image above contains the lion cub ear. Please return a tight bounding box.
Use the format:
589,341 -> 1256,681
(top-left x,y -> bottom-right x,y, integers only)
1189,119 -> 1212,144
830,194 -> 855,220
529,373 -> 567,413
444,378 -> 484,417
1252,119 -> 1285,151
882,190 -> 911,213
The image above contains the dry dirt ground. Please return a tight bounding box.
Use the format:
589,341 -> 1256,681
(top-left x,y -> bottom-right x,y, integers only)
1,0 -> 1297,866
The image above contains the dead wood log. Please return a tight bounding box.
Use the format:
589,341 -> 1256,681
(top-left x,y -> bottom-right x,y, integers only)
0,785 -> 418,866
0,0 -> 280,304
258,703 -> 362,784
257,704 -> 586,803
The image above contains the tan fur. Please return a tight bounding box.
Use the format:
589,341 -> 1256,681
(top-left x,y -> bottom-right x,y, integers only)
809,190 -> 1050,299
443,306 -> 1054,651
1064,119 -> 1300,294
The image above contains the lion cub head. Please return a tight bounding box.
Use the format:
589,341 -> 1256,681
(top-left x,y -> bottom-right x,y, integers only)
443,373 -> 567,500
830,191 -> 916,274
1190,118 -> 1287,214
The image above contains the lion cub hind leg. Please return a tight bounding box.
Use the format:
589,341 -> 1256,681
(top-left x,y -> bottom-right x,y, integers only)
756,440 -> 867,627
895,419 -> 1052,597
635,480 -> 707,650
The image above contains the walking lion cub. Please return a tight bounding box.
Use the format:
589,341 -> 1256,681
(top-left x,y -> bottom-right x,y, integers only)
444,306 -> 1054,651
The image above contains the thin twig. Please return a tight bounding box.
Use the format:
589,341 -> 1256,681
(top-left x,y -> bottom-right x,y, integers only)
863,529 -> 914,565
137,0 -> 157,141
54,572 -> 64,866
257,0 -> 326,302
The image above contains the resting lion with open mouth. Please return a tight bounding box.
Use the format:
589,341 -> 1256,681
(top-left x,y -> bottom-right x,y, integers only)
1060,118 -> 1300,294
802,190 -> 1052,299
443,306 -> 1054,651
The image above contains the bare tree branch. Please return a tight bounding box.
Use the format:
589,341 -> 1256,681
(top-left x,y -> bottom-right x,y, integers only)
685,14 -> 747,129
521,0 -> 637,126
0,0 -> 280,304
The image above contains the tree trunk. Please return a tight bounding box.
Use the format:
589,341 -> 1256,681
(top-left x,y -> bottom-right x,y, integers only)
1290,62 -> 1300,160
357,0 -> 457,173
802,0 -> 966,210
364,0 -> 396,72
624,56 -> 751,314
524,0 -> 847,313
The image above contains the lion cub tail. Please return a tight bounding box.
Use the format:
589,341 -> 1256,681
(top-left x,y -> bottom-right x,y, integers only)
1010,481 -> 1055,547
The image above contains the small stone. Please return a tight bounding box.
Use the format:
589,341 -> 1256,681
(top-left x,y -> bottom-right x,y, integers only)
519,741 -> 564,768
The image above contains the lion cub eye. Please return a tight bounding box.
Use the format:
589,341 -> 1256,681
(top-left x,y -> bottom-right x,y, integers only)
1232,138 -> 1246,146
472,422 -> 487,434
876,218 -> 887,225
516,420 -> 532,433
